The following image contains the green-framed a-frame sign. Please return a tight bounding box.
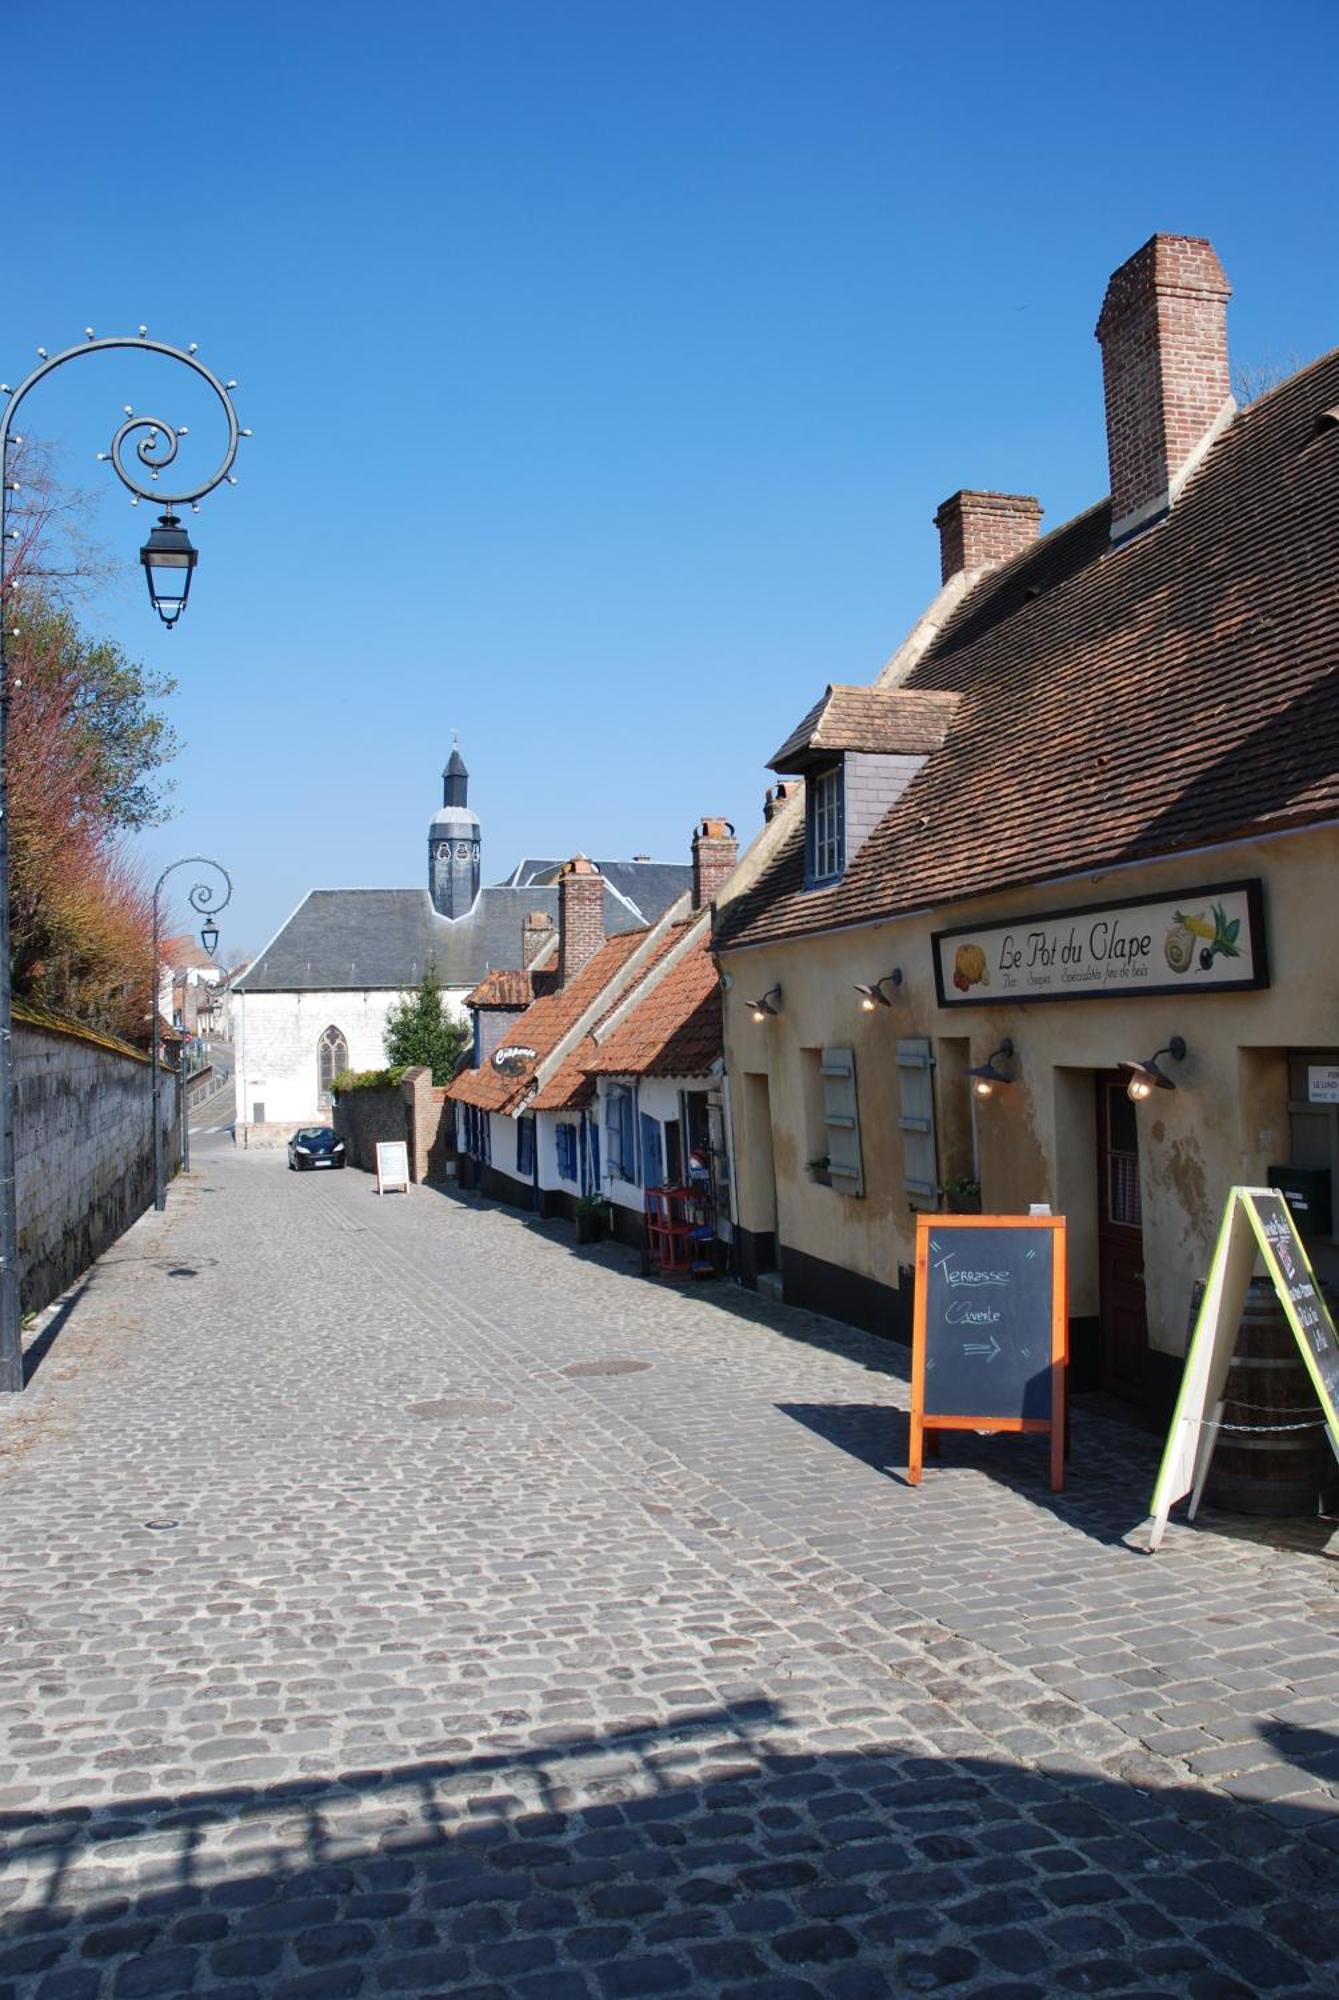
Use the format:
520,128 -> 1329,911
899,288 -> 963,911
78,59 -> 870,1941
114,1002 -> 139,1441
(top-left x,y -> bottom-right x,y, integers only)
1147,1187 -> 1339,1550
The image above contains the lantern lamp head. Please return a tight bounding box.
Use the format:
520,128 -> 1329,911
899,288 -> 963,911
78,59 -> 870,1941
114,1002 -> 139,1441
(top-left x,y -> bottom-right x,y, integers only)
200,918 -> 220,960
1121,1035 -> 1186,1103
139,511 -> 198,628
854,969 -> 904,1011
968,1037 -> 1015,1100
749,983 -> 783,1022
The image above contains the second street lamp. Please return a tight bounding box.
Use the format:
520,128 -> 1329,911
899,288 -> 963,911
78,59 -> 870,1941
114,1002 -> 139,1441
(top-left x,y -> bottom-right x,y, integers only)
151,857 -> 232,1210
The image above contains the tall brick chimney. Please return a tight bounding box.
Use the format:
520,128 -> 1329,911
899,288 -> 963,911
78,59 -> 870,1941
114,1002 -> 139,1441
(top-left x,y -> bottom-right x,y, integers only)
522,910 -> 556,968
934,491 -> 1043,584
691,817 -> 738,911
557,857 -> 605,986
1096,233 -> 1232,542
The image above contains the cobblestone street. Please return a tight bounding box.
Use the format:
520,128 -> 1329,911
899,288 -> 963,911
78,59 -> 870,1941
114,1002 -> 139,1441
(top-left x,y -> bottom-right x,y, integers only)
2,1147 -> 1338,1998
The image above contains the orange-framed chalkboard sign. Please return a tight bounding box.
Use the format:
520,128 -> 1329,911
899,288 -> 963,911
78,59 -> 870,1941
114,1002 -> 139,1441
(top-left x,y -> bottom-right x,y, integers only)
910,1213 -> 1068,1491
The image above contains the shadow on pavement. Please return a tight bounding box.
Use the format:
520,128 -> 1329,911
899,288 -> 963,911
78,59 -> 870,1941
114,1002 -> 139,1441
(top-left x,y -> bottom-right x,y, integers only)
1,1703 -> 1338,1994
20,1278 -> 93,1387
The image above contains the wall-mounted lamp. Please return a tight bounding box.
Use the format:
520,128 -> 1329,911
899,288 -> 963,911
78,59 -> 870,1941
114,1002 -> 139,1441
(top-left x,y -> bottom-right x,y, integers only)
749,984 -> 783,1022
969,1037 -> 1015,1100
1121,1035 -> 1186,1103
854,969 -> 904,1011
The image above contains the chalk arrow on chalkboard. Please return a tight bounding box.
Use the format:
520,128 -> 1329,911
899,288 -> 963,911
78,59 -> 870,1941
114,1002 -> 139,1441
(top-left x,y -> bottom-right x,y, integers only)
963,1335 -> 1002,1361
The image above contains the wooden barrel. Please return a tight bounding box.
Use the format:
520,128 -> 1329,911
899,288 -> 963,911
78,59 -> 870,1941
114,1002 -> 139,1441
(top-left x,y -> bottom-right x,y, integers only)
1205,1277 -> 1336,1517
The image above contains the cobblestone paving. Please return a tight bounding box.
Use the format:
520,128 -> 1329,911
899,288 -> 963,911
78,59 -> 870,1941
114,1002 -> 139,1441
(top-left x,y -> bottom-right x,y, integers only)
1,1148 -> 1338,1998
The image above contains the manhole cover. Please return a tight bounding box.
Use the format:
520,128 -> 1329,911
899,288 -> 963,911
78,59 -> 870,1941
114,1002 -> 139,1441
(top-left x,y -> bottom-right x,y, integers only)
561,1358 -> 652,1378
406,1398 -> 513,1419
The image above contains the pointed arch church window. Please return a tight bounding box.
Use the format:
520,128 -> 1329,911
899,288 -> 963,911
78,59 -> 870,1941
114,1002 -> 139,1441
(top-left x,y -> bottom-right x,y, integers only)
318,1025 -> 349,1109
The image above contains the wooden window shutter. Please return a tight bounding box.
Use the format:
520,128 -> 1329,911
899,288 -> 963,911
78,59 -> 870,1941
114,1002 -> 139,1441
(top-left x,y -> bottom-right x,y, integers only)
896,1036 -> 938,1207
821,1046 -> 864,1197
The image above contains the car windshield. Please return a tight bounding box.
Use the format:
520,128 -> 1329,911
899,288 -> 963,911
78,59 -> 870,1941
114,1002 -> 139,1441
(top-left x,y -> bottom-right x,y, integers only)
295,1128 -> 336,1144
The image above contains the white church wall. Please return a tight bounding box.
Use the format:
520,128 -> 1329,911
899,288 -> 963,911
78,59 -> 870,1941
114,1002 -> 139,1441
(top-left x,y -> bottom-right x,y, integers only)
236,984 -> 472,1132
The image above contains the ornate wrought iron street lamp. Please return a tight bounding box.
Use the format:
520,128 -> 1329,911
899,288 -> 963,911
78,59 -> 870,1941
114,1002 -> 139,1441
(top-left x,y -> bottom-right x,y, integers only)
0,330 -> 247,1392
152,858 -> 232,1210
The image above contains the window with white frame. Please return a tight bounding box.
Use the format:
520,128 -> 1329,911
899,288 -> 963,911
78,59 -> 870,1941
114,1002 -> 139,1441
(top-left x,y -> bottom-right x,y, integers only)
808,763 -> 845,883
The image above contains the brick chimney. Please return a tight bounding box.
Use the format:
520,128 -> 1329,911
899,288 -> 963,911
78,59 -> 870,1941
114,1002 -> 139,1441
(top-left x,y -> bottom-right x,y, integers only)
522,910 -> 556,968
933,491 -> 1043,584
1096,233 -> 1232,542
557,856 -> 605,986
691,817 -> 738,911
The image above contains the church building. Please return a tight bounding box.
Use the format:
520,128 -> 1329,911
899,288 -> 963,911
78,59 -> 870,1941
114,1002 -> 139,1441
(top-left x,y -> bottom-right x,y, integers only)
231,748 -> 692,1143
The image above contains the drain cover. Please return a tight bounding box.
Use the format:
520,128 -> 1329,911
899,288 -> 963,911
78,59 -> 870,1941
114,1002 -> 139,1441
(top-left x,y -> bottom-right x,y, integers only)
407,1398 -> 513,1419
561,1358 -> 652,1378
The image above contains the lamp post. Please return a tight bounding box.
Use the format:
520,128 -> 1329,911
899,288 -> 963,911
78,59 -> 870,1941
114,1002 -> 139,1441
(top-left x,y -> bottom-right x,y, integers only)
0,331 -> 246,1393
152,858 -> 232,1211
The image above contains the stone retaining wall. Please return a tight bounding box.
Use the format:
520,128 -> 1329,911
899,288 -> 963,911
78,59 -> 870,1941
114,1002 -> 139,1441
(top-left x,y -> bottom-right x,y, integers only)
14,1006 -> 181,1314
332,1068 -> 455,1182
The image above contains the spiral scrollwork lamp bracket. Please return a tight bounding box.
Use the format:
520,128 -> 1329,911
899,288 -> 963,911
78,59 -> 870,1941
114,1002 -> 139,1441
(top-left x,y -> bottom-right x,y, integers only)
155,855 -> 234,931
1,334 -> 243,510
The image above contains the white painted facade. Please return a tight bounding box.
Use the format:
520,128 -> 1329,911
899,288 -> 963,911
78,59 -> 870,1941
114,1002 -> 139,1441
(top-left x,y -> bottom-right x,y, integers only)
594,1074 -> 683,1219
234,985 -> 470,1127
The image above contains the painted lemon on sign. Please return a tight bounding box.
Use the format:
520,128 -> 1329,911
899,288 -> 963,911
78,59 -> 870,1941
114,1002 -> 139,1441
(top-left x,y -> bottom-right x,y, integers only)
1164,905 -> 1241,975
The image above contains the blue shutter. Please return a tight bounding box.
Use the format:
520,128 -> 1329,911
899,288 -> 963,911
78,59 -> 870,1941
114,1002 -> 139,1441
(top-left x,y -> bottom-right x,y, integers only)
621,1090 -> 637,1184
640,1112 -> 664,1191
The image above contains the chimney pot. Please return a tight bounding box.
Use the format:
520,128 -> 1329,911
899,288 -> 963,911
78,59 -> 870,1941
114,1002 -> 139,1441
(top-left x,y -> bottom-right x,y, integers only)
1095,232 -> 1232,541
934,491 -> 1043,585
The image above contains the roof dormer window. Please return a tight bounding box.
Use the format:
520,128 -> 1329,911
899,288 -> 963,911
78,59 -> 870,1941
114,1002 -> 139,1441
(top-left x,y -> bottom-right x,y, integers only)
809,763 -> 845,886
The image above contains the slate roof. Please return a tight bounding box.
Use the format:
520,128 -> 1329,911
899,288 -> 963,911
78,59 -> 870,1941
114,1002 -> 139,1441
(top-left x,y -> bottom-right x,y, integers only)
584,934 -> 721,1080
238,869 -> 687,994
719,349 -> 1339,951
769,687 -> 961,771
502,859 -> 691,923
447,929 -> 657,1115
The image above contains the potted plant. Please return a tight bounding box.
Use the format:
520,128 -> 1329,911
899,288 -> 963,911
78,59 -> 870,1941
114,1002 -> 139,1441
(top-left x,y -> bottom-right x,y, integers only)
574,1191 -> 608,1244
807,1155 -> 832,1188
940,1175 -> 982,1213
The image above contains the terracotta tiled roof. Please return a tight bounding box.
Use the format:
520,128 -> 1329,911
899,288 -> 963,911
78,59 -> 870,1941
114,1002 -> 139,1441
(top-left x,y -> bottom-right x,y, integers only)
584,937 -> 721,1079
446,928 -> 653,1113
769,686 -> 961,771
528,925 -> 692,1111
463,967 -> 557,1009
720,350 -> 1339,951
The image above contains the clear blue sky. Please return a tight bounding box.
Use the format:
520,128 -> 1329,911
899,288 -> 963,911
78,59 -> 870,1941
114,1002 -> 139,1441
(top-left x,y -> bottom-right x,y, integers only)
5,0 -> 1337,959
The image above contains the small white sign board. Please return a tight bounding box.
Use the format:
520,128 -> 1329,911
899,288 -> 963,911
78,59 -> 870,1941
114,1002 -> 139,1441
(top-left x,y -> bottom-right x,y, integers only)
1308,1065 -> 1339,1104
1145,1186 -> 1339,1550
375,1141 -> 411,1194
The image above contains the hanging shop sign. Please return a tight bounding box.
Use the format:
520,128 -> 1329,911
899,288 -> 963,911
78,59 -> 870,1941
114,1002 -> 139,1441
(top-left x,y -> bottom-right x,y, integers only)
492,1045 -> 537,1075
1146,1187 -> 1339,1550
909,1213 -> 1068,1492
932,879 -> 1267,1007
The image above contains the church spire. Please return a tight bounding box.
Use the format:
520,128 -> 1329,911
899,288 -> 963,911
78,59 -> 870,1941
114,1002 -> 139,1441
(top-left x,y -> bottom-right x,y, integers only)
430,740 -> 481,918
443,734 -> 469,809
